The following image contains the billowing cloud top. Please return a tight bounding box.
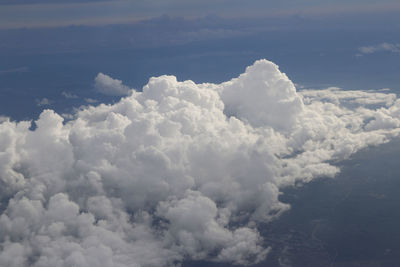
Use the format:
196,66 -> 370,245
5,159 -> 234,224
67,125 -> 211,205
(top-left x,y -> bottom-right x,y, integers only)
1,59 -> 400,266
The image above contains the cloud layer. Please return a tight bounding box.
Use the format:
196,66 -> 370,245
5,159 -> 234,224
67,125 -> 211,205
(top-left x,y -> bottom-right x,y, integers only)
1,59 -> 400,266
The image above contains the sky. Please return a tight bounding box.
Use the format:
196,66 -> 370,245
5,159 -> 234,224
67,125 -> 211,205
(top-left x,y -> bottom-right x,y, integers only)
1,0 -> 400,28
1,1 -> 400,267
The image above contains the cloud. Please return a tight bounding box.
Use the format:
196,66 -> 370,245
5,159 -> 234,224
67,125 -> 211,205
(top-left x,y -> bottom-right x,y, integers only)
220,60 -> 303,131
35,97 -> 52,106
0,115 -> 9,123
1,59 -> 400,266
358,42 -> 400,55
62,91 -> 78,99
85,98 -> 98,103
0,0 -> 112,4
2,0 -> 400,29
0,66 -> 29,74
94,72 -> 131,96
301,86 -> 396,106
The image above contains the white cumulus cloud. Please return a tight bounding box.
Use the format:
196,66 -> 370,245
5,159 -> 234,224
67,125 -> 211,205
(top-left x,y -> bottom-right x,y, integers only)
94,72 -> 131,96
1,59 -> 400,266
0,115 -> 9,123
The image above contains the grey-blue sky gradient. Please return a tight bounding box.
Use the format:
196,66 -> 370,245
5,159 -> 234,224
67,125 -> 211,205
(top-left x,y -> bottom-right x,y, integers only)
1,0 -> 400,28
1,8 -> 400,120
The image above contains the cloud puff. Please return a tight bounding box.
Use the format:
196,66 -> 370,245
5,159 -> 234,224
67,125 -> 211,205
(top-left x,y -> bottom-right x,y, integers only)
35,97 -> 52,106
358,42 -> 400,55
62,91 -> 78,99
85,98 -> 98,103
0,115 -> 9,123
94,73 -> 131,96
1,59 -> 400,266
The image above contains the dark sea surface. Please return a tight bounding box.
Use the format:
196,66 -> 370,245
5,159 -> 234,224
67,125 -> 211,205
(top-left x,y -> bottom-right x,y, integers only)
183,138 -> 400,266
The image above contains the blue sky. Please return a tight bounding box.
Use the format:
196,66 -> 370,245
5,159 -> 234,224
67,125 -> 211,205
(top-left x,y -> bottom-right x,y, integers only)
1,2 -> 400,120
1,0 -> 400,28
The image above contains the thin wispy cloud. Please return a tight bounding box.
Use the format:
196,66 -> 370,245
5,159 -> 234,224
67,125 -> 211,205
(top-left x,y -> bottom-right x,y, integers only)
0,0 -> 111,4
358,42 -> 400,55
35,97 -> 52,106
0,66 -> 29,74
61,91 -> 79,99
85,98 -> 98,103
1,1 -> 400,29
